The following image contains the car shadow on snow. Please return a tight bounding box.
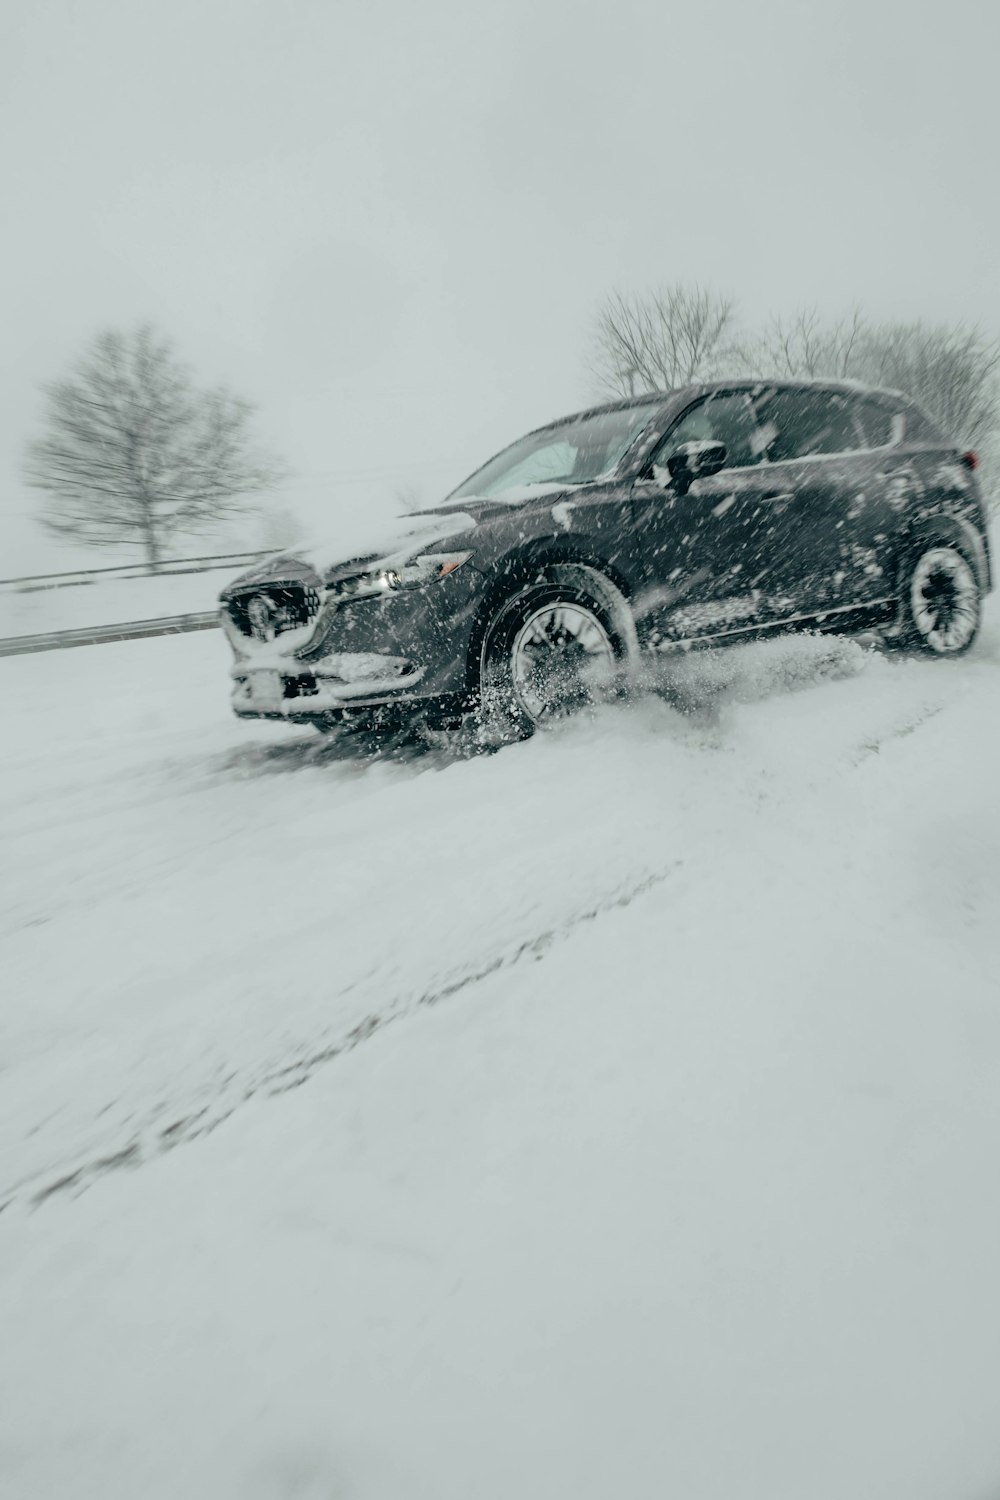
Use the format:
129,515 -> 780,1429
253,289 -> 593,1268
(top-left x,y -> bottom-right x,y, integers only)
217,720 -> 465,779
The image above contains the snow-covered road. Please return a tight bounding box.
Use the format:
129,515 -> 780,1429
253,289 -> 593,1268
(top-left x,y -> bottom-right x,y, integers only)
2,620 -> 999,1498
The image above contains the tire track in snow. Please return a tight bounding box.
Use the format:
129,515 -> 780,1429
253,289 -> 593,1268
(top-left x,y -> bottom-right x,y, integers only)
848,701 -> 949,763
12,861 -> 682,1213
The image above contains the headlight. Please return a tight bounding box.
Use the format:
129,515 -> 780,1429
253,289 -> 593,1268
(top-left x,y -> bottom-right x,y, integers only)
332,552 -> 473,601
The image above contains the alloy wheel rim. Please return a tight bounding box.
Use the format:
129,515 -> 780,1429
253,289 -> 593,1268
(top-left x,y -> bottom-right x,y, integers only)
910,548 -> 979,653
510,603 -> 615,723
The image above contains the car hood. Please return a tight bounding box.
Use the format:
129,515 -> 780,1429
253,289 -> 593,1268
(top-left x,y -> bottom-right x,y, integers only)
220,483 -> 585,596
219,508 -> 479,597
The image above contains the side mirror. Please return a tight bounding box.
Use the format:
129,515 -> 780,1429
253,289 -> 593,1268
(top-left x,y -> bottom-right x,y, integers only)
665,439 -> 727,494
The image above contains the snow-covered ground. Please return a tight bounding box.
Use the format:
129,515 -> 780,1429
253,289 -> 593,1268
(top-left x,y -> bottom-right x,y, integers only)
2,618 -> 1000,1499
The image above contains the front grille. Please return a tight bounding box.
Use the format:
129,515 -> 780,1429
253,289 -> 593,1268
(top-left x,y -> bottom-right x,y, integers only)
228,583 -> 321,640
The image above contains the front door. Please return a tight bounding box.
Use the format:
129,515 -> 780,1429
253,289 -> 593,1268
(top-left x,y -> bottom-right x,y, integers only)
628,390 -> 808,647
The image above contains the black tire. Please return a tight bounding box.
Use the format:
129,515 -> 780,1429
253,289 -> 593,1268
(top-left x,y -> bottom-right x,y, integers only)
478,564 -> 626,743
895,539 -> 982,657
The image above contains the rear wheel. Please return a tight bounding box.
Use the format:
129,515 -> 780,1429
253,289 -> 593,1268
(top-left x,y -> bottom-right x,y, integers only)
896,542 -> 981,656
479,567 -> 624,742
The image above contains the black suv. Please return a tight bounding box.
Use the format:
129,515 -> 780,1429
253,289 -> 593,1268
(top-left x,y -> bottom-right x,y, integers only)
220,380 -> 992,739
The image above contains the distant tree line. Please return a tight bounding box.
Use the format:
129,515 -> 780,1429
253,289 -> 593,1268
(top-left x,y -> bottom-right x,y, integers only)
591,285 -> 1000,494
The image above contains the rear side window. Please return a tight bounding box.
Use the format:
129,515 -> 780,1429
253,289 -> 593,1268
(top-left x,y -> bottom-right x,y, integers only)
851,398 -> 896,449
900,402 -> 947,445
850,395 -> 944,447
754,389 -> 860,461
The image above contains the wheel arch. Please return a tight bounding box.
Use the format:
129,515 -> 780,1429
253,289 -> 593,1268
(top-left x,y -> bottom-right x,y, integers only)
463,540 -> 638,693
899,513 -> 991,593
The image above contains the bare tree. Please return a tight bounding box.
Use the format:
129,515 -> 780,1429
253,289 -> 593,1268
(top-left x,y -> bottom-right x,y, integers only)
25,324 -> 286,570
857,321 -> 1000,451
591,284 -> 737,397
738,307 -> 867,381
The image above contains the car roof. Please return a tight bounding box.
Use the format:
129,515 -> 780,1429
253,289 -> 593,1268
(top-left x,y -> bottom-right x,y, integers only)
682,376 -> 912,404
536,377 -> 914,437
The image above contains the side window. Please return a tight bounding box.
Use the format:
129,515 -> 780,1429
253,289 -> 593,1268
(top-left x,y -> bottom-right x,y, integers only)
899,402 -> 946,445
652,392 -> 764,474
754,389 -> 860,461
852,398 -> 896,449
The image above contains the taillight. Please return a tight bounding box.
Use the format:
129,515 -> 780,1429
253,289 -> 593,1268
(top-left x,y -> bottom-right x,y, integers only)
962,450 -> 979,471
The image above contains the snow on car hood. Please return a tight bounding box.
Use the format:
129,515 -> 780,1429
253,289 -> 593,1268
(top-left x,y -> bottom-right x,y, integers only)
223,482 -> 589,595
308,507 -> 478,579
222,508 -> 477,594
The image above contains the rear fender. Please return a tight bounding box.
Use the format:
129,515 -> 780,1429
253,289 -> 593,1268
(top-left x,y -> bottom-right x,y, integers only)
901,514 -> 992,593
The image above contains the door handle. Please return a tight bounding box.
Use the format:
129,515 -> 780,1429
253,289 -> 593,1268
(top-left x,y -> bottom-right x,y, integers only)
762,492 -> 795,504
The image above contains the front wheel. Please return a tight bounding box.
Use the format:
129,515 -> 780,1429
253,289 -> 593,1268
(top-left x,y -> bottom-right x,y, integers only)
896,542 -> 982,656
479,567 -> 625,742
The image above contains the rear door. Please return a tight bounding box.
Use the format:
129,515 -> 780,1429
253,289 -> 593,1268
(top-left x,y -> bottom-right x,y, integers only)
749,387 -> 903,615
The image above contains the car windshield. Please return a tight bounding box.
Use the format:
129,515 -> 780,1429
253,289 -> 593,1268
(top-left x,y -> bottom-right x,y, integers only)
447,401 -> 662,500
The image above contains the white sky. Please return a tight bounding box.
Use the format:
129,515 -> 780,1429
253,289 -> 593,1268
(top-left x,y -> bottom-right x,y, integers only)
2,0 -> 999,573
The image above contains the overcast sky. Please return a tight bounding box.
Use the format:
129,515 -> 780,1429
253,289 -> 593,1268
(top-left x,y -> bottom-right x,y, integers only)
3,0 -> 998,571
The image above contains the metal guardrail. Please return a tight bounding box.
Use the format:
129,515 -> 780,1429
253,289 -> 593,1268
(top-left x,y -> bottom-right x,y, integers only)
0,551 -> 266,655
0,551 -> 271,595
0,612 -> 220,658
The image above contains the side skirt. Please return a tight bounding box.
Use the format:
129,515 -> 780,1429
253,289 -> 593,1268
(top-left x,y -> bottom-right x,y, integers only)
651,598 -> 897,654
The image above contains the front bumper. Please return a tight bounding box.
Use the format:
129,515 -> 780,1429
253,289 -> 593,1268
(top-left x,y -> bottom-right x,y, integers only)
231,655 -> 432,720
224,567 -> 484,722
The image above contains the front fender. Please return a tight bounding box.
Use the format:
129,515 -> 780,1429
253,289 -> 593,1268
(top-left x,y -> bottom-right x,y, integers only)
464,549 -> 640,691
